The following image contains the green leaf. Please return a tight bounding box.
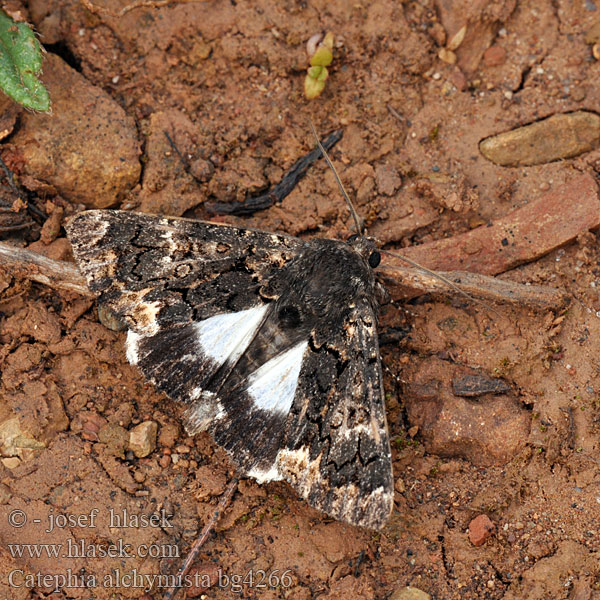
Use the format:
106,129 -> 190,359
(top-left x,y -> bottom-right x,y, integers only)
0,11 -> 50,112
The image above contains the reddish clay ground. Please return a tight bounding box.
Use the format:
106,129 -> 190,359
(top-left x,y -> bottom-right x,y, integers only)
2,1 -> 600,599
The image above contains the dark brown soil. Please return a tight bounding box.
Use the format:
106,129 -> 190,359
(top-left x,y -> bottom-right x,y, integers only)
2,1 -> 600,599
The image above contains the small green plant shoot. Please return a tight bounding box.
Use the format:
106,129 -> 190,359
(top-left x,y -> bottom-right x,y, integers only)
304,31 -> 334,100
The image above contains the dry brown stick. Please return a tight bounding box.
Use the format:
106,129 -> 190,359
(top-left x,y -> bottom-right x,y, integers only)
0,242 -> 93,297
163,478 -> 238,600
80,0 -> 209,18
378,264 -> 569,310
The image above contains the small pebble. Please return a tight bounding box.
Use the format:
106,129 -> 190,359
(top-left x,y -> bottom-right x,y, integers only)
81,414 -> 108,442
469,514 -> 496,546
483,45 -> 507,67
98,423 -> 129,458
480,111 -> 600,166
395,478 -> 406,493
449,68 -> 467,91
438,48 -> 457,64
129,421 -> 158,458
390,586 -> 431,600
158,423 -> 180,448
187,563 -> 222,597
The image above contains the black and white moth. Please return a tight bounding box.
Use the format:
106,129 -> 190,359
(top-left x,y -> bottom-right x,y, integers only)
66,209 -> 393,529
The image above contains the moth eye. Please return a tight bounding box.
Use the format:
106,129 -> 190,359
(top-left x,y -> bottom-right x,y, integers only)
278,305 -> 302,328
347,234 -> 360,242
368,251 -> 381,268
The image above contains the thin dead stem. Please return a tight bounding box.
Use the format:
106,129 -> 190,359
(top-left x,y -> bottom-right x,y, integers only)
80,0 -> 209,18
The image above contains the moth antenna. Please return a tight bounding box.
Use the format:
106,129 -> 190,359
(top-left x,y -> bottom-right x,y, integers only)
309,120 -> 363,236
381,249 -> 502,317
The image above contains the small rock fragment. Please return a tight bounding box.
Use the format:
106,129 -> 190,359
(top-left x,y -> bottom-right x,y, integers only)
438,48 -> 457,64
375,164 -> 402,196
0,418 -> 45,458
80,413 -> 108,442
129,421 -> 158,458
480,111 -> 600,167
11,53 -> 140,208
390,586 -> 431,600
449,68 -> 467,91
397,173 -> 600,275
469,514 -> 496,546
109,402 -> 135,428
405,358 -> 530,465
189,158 -> 214,182
452,374 -> 511,397
483,45 -> 506,67
2,457 -> 21,469
194,465 -> 227,500
395,478 -> 406,493
158,422 -> 180,448
98,423 -> 129,458
187,563 -> 222,597
40,206 -> 64,244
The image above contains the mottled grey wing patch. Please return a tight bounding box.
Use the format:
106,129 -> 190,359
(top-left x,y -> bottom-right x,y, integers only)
66,210 -> 305,335
277,298 -> 393,530
66,210 -> 306,467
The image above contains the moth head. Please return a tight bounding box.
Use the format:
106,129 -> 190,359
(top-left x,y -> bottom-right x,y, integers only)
346,234 -> 381,270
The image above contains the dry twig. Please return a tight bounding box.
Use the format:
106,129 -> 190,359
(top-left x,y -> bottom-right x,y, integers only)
0,242 -> 92,296
163,478 -> 238,600
80,0 -> 209,18
378,264 -> 568,310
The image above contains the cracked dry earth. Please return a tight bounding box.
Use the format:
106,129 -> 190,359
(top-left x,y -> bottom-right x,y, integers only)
2,0 -> 600,599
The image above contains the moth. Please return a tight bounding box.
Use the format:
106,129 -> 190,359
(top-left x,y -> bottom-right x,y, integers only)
66,207 -> 394,530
